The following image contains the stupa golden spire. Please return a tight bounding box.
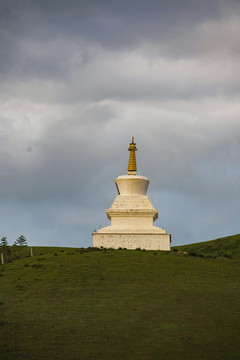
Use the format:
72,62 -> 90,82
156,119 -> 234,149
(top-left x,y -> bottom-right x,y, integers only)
128,136 -> 137,175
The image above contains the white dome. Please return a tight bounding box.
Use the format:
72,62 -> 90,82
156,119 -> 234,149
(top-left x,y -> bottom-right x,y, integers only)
115,175 -> 149,195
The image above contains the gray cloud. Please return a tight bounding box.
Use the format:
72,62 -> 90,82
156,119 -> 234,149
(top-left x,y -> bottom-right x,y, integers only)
0,0 -> 240,247
1,0 -> 239,79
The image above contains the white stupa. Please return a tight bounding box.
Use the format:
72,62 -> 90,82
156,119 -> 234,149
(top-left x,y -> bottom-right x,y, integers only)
93,137 -> 171,250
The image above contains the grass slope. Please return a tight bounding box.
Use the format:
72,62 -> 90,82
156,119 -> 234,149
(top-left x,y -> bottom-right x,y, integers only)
172,234 -> 240,258
0,245 -> 240,360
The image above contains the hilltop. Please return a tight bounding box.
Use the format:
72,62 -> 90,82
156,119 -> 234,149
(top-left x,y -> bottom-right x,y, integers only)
0,237 -> 239,360
172,233 -> 240,258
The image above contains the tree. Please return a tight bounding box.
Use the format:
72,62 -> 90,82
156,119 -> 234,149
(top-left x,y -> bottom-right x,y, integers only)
14,235 -> 28,247
0,237 -> 11,261
0,237 -> 8,247
12,235 -> 28,260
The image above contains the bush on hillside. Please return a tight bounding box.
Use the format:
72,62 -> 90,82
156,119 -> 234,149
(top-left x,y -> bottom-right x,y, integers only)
189,250 -> 204,258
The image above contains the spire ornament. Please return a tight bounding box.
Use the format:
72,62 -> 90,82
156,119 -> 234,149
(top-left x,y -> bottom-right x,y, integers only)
128,136 -> 137,175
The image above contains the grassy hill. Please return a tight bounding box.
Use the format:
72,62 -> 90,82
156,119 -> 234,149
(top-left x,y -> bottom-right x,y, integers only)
172,233 -> 240,258
0,240 -> 240,360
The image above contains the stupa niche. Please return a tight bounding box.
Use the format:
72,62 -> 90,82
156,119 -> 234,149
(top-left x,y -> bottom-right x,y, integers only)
92,137 -> 171,250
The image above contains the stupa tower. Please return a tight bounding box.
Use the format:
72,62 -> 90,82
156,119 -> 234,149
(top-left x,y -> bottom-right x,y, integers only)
92,137 -> 171,250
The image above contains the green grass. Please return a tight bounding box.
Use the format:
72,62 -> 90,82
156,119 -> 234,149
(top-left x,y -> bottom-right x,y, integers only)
172,233 -> 240,258
0,240 -> 240,360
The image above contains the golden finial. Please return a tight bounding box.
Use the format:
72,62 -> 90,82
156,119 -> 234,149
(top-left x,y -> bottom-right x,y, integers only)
128,137 -> 137,174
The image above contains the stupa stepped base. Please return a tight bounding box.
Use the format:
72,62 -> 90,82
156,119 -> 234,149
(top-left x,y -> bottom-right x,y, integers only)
93,233 -> 171,251
110,195 -> 154,210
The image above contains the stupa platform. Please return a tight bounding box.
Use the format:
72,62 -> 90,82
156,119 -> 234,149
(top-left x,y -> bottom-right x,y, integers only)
93,232 -> 170,250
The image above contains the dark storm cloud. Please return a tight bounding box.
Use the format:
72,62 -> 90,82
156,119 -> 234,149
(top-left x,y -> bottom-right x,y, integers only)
1,0 -> 240,104
4,0 -> 219,38
32,0 -> 219,49
0,0 -> 235,79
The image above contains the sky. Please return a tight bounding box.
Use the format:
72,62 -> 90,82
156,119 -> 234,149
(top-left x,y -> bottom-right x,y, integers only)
0,0 -> 240,247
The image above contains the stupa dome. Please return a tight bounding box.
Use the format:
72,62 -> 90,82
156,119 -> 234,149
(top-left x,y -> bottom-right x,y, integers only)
115,175 -> 149,195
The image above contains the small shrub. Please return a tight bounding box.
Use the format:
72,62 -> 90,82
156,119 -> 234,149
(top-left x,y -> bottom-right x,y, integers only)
135,247 -> 141,251
54,253 -> 58,256
24,263 -> 30,267
32,264 -> 43,268
189,251 -> 204,258
224,253 -> 232,259
91,247 -> 101,251
37,257 -> 46,261
172,248 -> 178,252
16,284 -> 23,290
189,251 -> 197,257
